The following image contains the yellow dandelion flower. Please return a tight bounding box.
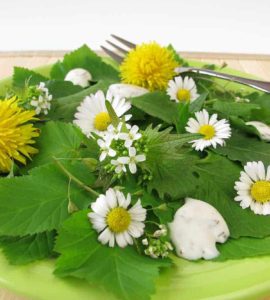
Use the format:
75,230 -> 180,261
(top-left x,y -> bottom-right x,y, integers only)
120,42 -> 178,91
0,97 -> 39,173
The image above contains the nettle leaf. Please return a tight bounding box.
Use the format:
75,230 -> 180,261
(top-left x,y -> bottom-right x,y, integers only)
50,45 -> 119,82
189,92 -> 208,113
212,101 -> 261,118
46,80 -> 83,98
130,92 -> 179,125
55,210 -> 171,300
193,153 -> 270,238
27,121 -> 87,169
49,80 -> 111,122
213,130 -> 270,165
250,93 -> 270,124
13,67 -> 48,89
0,162 -> 96,236
167,44 -> 187,66
229,116 -> 261,138
0,231 -> 55,265
144,126 -> 200,198
216,236 -> 270,261
176,102 -> 190,133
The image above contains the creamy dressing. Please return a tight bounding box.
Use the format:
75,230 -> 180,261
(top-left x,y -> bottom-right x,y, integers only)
246,121 -> 270,142
64,68 -> 92,88
169,198 -> 230,260
106,83 -> 148,100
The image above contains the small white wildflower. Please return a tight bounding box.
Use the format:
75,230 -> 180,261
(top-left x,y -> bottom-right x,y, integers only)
167,76 -> 199,103
153,225 -> 167,237
88,188 -> 147,248
97,138 -> 116,162
234,161 -> 270,215
106,122 -> 131,140
74,91 -> 131,137
118,125 -> 142,148
111,159 -> 127,174
30,82 -> 52,115
185,109 -> 231,151
142,238 -> 149,246
118,147 -> 146,174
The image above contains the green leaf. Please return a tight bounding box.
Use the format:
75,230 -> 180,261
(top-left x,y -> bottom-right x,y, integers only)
50,45 -> 119,82
27,121 -> 88,169
55,210 -> 171,300
0,231 -> 55,265
144,126 -> 200,198
250,93 -> 270,124
49,80 -> 111,121
213,130 -> 270,165
229,116 -> 261,138
167,44 -> 187,66
0,162 -> 96,236
105,100 -> 120,127
46,80 -> 83,98
212,101 -> 261,118
216,236 -> 270,261
176,102 -> 190,133
12,67 -> 48,89
130,92 -> 179,124
193,153 -> 270,238
189,92 -> 208,113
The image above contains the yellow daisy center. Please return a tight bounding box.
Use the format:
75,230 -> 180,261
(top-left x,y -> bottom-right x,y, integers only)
199,125 -> 216,140
94,112 -> 111,131
177,89 -> 191,102
120,42 -> 178,91
0,97 -> 39,173
250,181 -> 270,203
106,207 -> 131,233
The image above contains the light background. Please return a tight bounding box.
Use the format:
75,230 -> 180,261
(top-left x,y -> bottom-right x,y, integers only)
0,0 -> 269,53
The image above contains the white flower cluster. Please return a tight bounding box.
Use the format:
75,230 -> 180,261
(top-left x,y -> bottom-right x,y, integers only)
142,224 -> 173,259
97,122 -> 146,175
30,82 -> 53,115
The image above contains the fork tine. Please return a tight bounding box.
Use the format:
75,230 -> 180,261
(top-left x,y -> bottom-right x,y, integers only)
106,40 -> 128,54
111,34 -> 136,49
100,46 -> 124,63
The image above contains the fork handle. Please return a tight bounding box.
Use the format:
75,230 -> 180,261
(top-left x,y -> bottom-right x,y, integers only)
177,67 -> 270,93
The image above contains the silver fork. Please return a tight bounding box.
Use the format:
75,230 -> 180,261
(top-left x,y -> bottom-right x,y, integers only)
101,34 -> 270,93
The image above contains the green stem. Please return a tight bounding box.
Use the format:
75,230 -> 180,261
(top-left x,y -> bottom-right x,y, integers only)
53,157 -> 99,197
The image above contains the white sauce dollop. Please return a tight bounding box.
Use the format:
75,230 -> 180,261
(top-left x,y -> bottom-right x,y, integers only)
169,198 -> 230,260
106,83 -> 148,100
64,68 -> 92,88
246,121 -> 270,142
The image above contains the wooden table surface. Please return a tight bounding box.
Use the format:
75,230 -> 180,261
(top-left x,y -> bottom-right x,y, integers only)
0,51 -> 270,300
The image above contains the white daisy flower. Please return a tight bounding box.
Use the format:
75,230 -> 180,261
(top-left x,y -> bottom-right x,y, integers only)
118,147 -> 146,174
167,76 -> 199,103
111,159 -> 127,174
107,83 -> 148,100
64,68 -> 92,88
30,82 -> 53,115
185,109 -> 231,151
118,125 -> 142,148
97,138 -> 116,162
73,90 -> 131,137
88,188 -> 147,248
234,161 -> 270,215
246,121 -> 270,142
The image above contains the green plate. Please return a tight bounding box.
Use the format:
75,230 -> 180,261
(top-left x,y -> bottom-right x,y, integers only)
0,61 -> 269,300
